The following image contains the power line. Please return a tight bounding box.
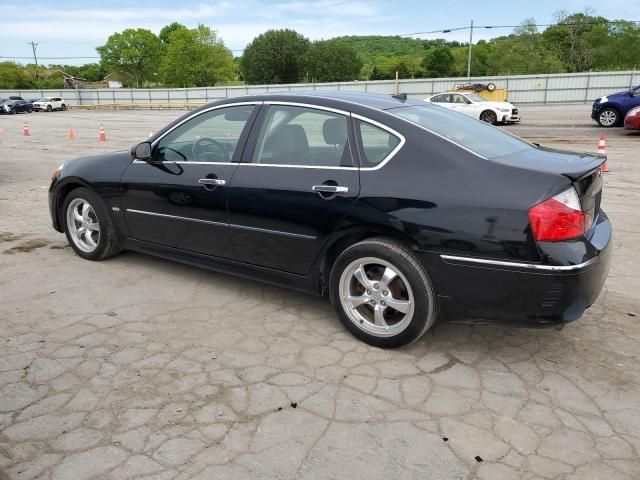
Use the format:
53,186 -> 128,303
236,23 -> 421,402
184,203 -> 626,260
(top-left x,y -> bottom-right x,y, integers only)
1,18 -> 639,62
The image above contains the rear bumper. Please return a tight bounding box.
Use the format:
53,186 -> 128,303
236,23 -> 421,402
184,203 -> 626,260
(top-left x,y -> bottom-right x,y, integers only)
422,213 -> 612,325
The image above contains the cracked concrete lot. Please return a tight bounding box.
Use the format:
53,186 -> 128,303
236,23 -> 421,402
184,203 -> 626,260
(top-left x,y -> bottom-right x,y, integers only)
0,105 -> 639,479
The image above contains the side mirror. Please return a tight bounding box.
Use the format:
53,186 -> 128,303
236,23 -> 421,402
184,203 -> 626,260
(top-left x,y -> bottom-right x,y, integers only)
132,142 -> 152,161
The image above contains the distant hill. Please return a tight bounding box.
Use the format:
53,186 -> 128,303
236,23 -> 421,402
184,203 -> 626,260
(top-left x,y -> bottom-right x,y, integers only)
332,36 -> 427,63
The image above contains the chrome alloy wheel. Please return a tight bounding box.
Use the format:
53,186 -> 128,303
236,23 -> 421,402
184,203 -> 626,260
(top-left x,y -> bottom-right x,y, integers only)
66,198 -> 100,253
599,110 -> 617,126
338,257 -> 415,337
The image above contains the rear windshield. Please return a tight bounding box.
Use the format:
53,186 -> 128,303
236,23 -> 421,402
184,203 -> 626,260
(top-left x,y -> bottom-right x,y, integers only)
388,104 -> 532,160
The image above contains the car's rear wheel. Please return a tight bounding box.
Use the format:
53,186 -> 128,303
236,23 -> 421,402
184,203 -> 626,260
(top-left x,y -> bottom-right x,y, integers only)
597,108 -> 619,128
329,238 -> 437,348
62,188 -> 121,261
480,110 -> 497,124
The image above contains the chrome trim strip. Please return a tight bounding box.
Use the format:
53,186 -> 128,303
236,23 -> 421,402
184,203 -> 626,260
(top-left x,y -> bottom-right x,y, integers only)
229,223 -> 316,240
440,254 -> 598,272
126,209 -> 227,227
125,209 -> 316,240
262,100 -> 350,116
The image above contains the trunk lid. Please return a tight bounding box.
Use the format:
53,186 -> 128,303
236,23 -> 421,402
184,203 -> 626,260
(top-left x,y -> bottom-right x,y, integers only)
492,145 -> 606,182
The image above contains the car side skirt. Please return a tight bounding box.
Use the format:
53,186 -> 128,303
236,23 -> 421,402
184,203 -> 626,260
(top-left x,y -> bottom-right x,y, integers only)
121,238 -> 322,296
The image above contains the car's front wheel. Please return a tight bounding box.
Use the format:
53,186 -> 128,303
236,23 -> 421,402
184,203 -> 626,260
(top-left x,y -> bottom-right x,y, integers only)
480,110 -> 497,124
46,105 -> 52,112
597,108 -> 619,128
62,188 -> 121,261
329,238 -> 438,348
61,104 -> 67,111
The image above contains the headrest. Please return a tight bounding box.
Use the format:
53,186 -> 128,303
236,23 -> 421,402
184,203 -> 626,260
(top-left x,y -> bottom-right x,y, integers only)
323,118 -> 347,145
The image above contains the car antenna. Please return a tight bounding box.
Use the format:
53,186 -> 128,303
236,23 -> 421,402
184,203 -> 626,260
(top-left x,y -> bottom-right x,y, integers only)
392,93 -> 407,102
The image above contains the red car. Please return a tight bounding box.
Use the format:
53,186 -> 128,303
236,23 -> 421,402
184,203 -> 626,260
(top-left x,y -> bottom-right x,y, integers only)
624,106 -> 640,130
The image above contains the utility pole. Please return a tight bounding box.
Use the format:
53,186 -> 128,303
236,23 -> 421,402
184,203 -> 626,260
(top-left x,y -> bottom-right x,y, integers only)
29,41 -> 39,80
466,20 -> 473,79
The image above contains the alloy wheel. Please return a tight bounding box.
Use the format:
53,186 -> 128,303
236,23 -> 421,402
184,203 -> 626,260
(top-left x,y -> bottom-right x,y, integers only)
338,257 -> 415,337
599,110 -> 617,127
66,198 -> 100,253
480,110 -> 497,124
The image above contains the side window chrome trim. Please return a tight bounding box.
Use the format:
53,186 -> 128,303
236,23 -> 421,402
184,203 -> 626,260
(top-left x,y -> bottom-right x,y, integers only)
352,113 -> 406,172
150,101 -> 262,149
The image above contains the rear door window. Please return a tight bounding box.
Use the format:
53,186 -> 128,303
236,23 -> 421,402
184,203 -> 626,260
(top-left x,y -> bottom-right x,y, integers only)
251,105 -> 352,167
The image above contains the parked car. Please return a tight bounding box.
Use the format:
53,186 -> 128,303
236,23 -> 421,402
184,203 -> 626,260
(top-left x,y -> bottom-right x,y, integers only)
49,93 -> 611,348
0,99 -> 33,114
623,106 -> 640,130
425,92 -> 520,124
33,97 -> 66,112
8,95 -> 24,101
592,85 -> 640,127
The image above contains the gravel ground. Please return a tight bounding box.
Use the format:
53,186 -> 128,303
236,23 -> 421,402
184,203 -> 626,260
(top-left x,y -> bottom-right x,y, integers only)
0,104 -> 639,480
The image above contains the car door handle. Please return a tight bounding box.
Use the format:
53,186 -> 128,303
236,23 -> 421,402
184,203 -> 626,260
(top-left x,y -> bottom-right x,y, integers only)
198,178 -> 226,186
312,185 -> 348,194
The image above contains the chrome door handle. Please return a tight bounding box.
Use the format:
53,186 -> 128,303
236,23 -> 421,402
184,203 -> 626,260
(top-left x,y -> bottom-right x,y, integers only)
199,178 -> 226,186
312,185 -> 348,194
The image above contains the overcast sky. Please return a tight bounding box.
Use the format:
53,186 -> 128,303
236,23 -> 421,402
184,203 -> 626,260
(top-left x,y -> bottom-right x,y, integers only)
0,0 -> 637,65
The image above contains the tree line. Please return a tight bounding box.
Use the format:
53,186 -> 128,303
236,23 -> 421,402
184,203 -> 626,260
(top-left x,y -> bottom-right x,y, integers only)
1,11 -> 639,90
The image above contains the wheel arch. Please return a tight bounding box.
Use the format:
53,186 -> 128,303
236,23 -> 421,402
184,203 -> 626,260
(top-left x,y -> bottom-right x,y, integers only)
53,178 -> 93,232
318,224 -> 420,295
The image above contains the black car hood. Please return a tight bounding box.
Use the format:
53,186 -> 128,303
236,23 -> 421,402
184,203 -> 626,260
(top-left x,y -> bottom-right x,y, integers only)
491,146 -> 605,181
62,150 -> 132,181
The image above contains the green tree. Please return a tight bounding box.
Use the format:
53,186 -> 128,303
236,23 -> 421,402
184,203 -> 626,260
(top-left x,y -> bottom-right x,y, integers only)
488,19 -> 565,74
240,29 -> 310,84
96,28 -> 161,87
159,22 -> 188,46
0,62 -> 34,89
422,46 -> 454,77
160,24 -> 235,87
304,40 -> 362,82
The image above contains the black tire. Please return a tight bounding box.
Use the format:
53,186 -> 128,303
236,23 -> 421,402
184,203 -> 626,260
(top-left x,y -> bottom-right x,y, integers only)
46,105 -> 52,112
61,104 -> 67,111
597,108 -> 619,128
329,237 -> 438,348
62,187 -> 121,261
486,82 -> 496,91
9,109 -> 15,115
480,110 -> 497,124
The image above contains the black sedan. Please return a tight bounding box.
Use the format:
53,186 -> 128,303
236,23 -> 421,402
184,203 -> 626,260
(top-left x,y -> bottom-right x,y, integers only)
1,99 -> 33,114
49,92 -> 611,348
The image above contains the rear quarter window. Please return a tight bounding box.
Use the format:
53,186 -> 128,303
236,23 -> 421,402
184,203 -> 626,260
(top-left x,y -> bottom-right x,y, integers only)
357,121 -> 400,167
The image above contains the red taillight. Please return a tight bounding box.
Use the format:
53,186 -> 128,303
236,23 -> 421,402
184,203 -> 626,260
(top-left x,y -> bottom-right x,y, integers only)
528,188 -> 591,242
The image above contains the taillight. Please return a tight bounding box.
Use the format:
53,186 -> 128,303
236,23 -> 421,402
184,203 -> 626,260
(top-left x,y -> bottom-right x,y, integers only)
528,187 -> 591,242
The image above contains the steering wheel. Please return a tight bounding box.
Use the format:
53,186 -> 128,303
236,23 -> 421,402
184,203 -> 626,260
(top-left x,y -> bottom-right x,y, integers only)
192,137 -> 230,162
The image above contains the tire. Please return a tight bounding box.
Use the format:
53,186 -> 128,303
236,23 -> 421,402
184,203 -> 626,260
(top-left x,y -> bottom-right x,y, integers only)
329,237 -> 438,348
62,187 -> 121,261
61,104 -> 67,111
486,82 -> 496,91
480,110 -> 497,124
597,108 -> 619,128
46,105 -> 52,112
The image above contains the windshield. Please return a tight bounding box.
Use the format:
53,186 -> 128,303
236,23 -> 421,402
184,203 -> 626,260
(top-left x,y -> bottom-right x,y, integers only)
388,104 -> 532,160
38,97 -> 51,101
465,93 -> 487,102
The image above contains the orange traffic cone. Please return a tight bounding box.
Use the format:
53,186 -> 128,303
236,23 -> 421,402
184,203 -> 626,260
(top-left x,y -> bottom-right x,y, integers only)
68,128 -> 75,140
597,135 -> 610,172
23,122 -> 31,136
98,124 -> 107,142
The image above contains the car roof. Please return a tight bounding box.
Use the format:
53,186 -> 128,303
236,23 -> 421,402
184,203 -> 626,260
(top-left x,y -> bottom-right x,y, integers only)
217,91 -> 425,112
